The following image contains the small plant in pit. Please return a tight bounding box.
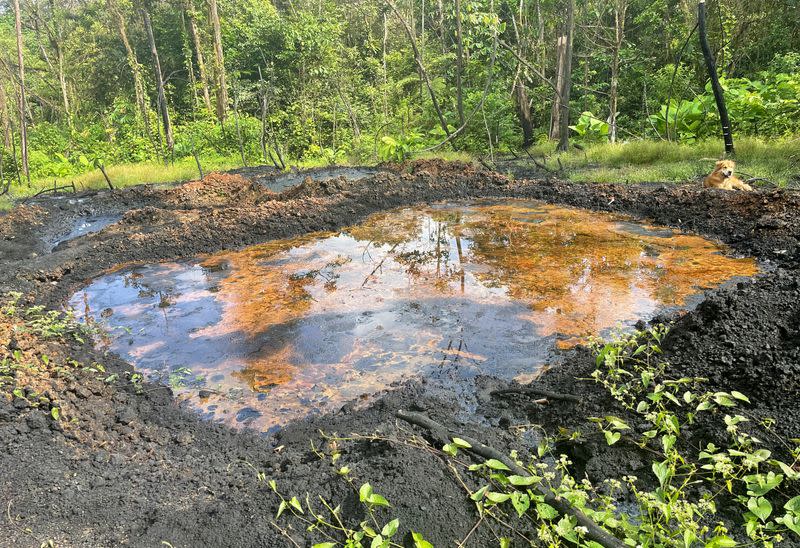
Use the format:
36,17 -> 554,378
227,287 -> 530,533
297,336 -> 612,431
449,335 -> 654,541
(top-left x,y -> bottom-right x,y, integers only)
264,325 -> 799,547
268,474 -> 433,547
266,438 -> 434,547
584,326 -> 800,546
444,326 -> 800,546
3,291 -> 97,344
0,293 -> 142,415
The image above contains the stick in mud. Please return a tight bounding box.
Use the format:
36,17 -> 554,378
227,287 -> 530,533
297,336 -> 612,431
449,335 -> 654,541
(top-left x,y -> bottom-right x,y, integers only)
395,410 -> 627,548
490,386 -> 581,403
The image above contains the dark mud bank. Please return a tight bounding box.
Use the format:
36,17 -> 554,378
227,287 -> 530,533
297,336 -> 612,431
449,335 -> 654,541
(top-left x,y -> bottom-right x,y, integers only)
1,160 -> 799,547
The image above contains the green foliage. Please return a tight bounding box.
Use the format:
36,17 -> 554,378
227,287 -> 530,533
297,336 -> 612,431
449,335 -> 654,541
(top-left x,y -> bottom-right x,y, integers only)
569,112 -> 609,141
1,0 -> 799,195
269,477 -> 429,547
273,325 -> 800,547
647,66 -> 800,143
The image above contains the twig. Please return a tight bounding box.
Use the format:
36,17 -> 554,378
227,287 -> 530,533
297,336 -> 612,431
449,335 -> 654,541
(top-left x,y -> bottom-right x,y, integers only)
490,386 -> 581,403
361,241 -> 400,287
268,521 -> 301,548
532,158 -> 556,174
395,410 -> 627,548
457,515 -> 484,548
477,157 -> 496,172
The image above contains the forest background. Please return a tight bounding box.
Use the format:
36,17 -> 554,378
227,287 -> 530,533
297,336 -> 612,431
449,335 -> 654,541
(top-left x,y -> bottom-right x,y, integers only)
0,0 -> 798,202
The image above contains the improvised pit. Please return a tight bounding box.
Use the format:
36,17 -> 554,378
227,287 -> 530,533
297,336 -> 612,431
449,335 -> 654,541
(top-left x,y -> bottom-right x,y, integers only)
1,160 -> 798,547
69,199 -> 757,434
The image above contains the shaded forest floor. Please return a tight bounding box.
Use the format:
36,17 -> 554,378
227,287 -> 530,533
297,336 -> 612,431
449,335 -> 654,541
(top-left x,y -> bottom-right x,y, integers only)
1,160 -> 799,546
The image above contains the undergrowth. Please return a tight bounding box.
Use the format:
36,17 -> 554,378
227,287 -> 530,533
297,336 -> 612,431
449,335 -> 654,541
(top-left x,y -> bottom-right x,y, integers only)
0,292 -> 142,420
267,325 -> 800,547
528,137 -> 800,186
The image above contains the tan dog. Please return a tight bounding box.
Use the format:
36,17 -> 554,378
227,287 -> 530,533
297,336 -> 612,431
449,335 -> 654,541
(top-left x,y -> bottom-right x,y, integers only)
704,160 -> 752,191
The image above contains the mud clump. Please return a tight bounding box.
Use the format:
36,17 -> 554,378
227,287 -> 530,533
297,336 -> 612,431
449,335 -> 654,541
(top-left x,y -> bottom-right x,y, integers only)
664,268 -> 800,401
165,172 -> 270,207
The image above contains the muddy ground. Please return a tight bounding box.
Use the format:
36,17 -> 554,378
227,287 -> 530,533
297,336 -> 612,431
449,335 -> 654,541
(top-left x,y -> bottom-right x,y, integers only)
1,160 -> 799,547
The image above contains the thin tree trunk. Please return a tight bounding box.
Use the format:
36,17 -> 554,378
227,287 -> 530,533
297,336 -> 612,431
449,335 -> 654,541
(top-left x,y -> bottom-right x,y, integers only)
0,82 -> 11,148
141,4 -> 174,154
233,89 -> 246,166
185,0 -> 214,115
608,0 -> 627,144
180,12 -> 198,109
550,0 -> 574,151
257,66 -> 269,164
437,0 -> 445,53
336,82 -> 361,139
110,1 -> 153,142
382,13 -> 389,121
55,44 -> 71,128
454,0 -> 465,126
12,0 -> 29,183
698,0 -> 734,154
208,0 -> 228,122
10,120 -> 23,188
385,0 -> 454,145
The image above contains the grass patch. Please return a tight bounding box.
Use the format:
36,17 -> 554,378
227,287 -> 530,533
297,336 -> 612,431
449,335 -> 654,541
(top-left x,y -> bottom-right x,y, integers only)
533,137 -> 800,186
0,155 -> 245,210
2,137 -> 797,211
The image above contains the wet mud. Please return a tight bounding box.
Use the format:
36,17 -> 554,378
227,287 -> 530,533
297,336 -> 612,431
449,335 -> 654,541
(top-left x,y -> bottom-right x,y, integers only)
1,160 -> 799,547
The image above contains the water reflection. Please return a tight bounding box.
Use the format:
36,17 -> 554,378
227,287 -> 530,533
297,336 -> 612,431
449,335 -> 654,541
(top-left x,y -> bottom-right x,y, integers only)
70,200 -> 757,432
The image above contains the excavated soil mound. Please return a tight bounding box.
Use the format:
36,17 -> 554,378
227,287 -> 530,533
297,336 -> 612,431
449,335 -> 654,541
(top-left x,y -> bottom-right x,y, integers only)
1,160 -> 799,547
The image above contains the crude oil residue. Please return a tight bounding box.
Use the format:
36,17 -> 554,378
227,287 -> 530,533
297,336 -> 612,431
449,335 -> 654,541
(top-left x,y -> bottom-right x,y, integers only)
69,200 -> 757,432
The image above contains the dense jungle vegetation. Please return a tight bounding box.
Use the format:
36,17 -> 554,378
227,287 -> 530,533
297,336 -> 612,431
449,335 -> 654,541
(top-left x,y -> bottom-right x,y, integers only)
0,0 -> 798,196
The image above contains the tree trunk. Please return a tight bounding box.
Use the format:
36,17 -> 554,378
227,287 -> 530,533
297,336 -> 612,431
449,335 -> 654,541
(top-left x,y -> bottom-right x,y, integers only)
0,82 -> 11,149
141,4 -> 174,154
110,1 -> 153,142
550,0 -> 574,151
233,89 -> 246,166
608,0 -> 627,144
208,0 -> 228,122
184,0 -> 214,115
55,43 -> 71,128
12,0 -> 29,183
385,0 -> 453,145
257,66 -> 269,164
454,0 -> 465,126
513,78 -> 534,147
698,0 -> 734,154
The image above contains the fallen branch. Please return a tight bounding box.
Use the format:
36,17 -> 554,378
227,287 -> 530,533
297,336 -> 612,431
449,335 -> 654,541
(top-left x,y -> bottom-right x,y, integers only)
745,177 -> 779,187
532,158 -> 557,174
735,172 -> 780,188
490,387 -> 581,403
98,163 -> 114,190
477,157 -> 496,172
395,410 -> 626,548
21,184 -> 76,203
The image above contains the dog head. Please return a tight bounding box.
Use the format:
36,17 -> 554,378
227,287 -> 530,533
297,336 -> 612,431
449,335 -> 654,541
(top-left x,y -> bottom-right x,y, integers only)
714,159 -> 736,179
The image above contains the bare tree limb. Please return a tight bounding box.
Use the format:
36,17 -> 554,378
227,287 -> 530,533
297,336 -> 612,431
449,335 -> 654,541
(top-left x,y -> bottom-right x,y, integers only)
384,0 -> 453,144
395,410 -> 627,548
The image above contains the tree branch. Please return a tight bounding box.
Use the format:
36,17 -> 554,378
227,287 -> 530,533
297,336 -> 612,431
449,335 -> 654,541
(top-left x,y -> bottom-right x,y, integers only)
395,410 -> 627,548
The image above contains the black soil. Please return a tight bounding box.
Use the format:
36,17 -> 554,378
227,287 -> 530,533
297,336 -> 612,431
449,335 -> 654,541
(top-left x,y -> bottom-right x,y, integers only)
1,160 -> 799,547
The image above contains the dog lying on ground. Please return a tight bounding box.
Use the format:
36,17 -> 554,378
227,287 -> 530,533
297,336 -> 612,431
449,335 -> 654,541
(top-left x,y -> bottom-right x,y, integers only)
704,159 -> 753,191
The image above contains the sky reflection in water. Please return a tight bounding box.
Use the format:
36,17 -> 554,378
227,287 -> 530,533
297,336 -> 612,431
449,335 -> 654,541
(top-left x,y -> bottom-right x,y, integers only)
70,200 -> 758,432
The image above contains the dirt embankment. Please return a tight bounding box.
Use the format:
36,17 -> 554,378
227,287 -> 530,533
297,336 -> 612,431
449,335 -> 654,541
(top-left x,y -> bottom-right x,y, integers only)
1,160 -> 799,547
